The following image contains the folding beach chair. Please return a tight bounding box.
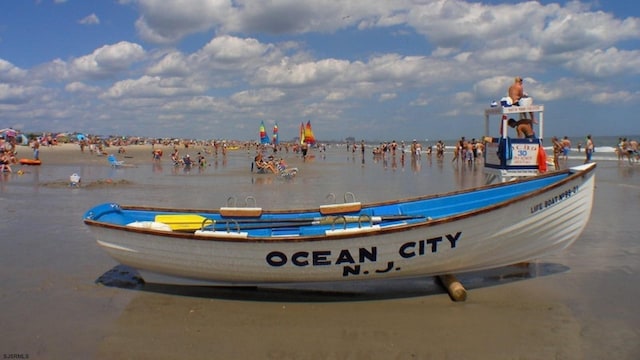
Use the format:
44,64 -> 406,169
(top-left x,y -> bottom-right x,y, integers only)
108,154 -> 124,167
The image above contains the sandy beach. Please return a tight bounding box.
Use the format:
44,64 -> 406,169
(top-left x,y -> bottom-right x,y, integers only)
0,143 -> 638,359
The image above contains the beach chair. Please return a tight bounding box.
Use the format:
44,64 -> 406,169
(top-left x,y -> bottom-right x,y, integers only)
108,154 -> 124,167
277,162 -> 298,178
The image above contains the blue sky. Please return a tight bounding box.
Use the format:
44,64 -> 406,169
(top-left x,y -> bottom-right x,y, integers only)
1,0 -> 639,142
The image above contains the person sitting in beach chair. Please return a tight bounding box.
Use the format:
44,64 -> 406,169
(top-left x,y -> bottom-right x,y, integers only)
253,152 -> 277,173
1,150 -> 12,173
107,154 -> 124,167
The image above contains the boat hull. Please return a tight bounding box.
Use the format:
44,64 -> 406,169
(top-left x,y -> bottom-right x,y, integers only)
85,164 -> 596,285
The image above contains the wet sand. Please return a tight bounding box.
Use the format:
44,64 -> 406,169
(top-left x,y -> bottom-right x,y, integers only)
0,145 -> 638,359
24,142 -> 187,166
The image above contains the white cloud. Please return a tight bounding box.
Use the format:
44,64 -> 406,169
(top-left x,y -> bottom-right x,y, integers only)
565,47 -> 640,78
0,59 -> 27,82
590,90 -> 639,104
254,58 -> 349,87
0,83 -> 41,104
231,88 -> 286,106
147,51 -> 190,76
135,0 -> 231,43
79,13 -> 100,25
325,91 -> 347,101
133,0 -> 411,43
71,41 -> 146,78
199,35 -> 273,64
65,81 -> 100,93
379,92 -> 397,102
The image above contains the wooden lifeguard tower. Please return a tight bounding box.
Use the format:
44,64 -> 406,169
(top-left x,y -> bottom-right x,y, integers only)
483,104 -> 546,183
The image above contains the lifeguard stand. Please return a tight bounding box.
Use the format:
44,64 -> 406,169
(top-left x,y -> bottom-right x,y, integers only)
483,104 -> 545,183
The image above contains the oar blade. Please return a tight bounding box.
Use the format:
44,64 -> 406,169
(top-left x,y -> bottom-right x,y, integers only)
155,214 -> 209,231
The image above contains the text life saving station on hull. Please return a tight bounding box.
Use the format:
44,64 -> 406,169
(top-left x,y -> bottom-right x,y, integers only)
483,104 -> 545,183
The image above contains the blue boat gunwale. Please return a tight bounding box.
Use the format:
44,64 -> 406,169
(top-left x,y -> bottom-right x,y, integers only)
83,163 -> 596,243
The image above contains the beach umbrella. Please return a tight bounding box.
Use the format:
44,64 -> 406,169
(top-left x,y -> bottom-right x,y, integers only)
0,128 -> 17,137
77,134 -> 86,141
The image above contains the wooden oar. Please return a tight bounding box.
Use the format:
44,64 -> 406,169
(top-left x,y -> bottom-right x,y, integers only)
209,215 -> 428,232
155,214 -> 425,231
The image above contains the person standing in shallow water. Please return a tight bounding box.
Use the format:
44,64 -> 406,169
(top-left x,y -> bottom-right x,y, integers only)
585,135 -> 594,163
32,139 -> 40,160
551,136 -> 563,170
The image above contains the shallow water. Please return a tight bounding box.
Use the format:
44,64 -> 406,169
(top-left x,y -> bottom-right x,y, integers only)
1,148 -> 638,359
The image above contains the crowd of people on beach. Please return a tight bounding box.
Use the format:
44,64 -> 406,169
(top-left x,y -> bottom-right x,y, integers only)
616,137 -> 639,164
0,134 -> 19,173
346,137 -> 487,172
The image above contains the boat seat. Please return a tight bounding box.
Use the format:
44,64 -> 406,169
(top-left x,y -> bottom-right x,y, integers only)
319,202 -> 362,215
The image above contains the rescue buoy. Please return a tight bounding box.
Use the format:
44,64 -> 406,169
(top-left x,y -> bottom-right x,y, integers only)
537,146 -> 548,173
19,159 -> 41,165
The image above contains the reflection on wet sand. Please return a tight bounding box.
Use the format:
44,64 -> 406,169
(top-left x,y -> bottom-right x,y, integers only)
96,262 -> 568,302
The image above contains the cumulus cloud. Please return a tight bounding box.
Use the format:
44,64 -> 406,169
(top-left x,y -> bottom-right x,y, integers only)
65,81 -> 100,93
590,90 -> 639,104
102,75 -> 205,99
71,41 -> 146,79
231,88 -> 286,106
565,48 -> 640,78
0,59 -> 27,83
0,83 -> 40,105
199,35 -> 274,65
135,0 -> 232,43
147,51 -> 190,77
133,0 -> 410,43
254,58 -> 349,87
